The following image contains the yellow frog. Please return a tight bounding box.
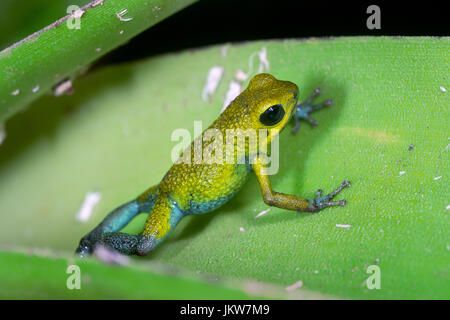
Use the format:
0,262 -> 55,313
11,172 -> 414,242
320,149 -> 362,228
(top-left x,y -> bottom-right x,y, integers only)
76,73 -> 350,257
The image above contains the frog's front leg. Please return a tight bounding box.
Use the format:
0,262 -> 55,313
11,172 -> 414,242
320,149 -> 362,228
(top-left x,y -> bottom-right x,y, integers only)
292,88 -> 333,135
252,155 -> 350,212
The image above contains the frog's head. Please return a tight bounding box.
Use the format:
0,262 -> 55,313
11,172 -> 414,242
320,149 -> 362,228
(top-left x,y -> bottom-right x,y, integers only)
246,73 -> 299,140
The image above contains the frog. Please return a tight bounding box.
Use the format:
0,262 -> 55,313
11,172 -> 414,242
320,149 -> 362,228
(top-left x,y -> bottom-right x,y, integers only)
75,73 -> 350,257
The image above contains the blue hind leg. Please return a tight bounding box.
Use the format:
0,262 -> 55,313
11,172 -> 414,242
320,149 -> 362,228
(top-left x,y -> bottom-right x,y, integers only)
75,185 -> 158,257
81,194 -> 186,256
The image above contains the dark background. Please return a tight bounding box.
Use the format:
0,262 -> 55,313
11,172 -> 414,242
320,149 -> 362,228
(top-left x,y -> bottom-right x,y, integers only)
100,0 -> 448,65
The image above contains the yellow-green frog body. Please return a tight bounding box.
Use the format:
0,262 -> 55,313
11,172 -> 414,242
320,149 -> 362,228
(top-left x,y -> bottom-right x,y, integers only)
76,73 -> 349,257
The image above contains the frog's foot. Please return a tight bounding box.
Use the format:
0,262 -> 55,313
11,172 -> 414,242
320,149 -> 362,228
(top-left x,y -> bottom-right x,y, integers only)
306,180 -> 350,212
76,231 -> 156,257
292,88 -> 333,135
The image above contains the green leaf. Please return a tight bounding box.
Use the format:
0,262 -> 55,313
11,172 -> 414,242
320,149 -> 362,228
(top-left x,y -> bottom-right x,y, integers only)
0,37 -> 449,299
0,0 -> 198,121
0,250 -> 257,299
0,0 -> 92,49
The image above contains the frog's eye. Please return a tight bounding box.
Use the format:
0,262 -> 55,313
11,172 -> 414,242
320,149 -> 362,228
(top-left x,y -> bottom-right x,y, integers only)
259,104 -> 285,126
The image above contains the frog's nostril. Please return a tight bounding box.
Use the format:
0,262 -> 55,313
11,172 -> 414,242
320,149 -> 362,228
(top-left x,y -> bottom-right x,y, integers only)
293,91 -> 298,100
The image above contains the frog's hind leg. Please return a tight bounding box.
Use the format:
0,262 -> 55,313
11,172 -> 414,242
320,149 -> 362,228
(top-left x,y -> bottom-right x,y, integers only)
292,88 -> 334,135
135,193 -> 185,256
75,185 -> 159,257
78,192 -> 185,257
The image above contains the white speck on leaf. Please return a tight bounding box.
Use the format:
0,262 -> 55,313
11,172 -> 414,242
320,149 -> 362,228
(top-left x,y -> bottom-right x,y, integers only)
76,191 -> 102,222
239,227 -> 245,232
11,89 -> 20,96
222,80 -> 242,113
220,44 -> 228,57
32,85 -> 40,93
433,176 -> 442,180
246,47 -> 270,78
257,47 -> 270,73
201,66 -> 224,102
117,9 -> 133,22
94,245 -> 130,265
399,171 -> 406,175
53,79 -> 73,96
440,86 -> 447,92
227,47 -> 270,87
285,280 -> 303,291
444,144 -> 450,153
119,30 -> 124,35
234,69 -> 248,81
255,208 -> 270,219
96,47 -> 101,52
446,205 -> 450,211
336,224 -> 352,229
313,270 -> 319,274
92,0 -> 104,7
72,8 -> 85,19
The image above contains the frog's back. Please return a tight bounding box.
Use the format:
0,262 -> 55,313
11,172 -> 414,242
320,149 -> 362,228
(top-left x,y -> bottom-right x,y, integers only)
158,73 -> 294,214
158,92 -> 255,214
160,161 -> 250,214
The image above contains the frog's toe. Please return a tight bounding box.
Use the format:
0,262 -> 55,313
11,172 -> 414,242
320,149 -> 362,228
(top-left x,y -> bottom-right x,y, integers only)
293,88 -> 334,130
75,238 -> 95,258
322,99 -> 334,108
309,180 -> 350,211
